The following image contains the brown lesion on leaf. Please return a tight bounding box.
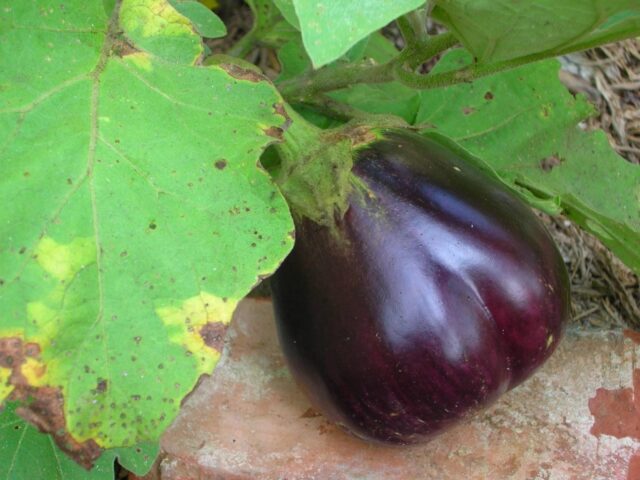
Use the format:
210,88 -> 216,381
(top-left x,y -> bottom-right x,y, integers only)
219,63 -> 264,83
214,159 -> 227,170
24,342 -> 41,358
273,102 -> 292,132
263,126 -> 284,141
0,337 -> 102,469
199,322 -> 227,352
96,379 -> 108,394
540,154 -> 564,172
462,106 -> 476,115
110,38 -> 139,58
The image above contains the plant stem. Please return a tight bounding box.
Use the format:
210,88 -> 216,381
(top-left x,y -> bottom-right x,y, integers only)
278,32 -> 458,101
404,8 -> 429,43
403,30 -> 458,68
396,16 -> 417,46
298,95 -> 370,121
394,45 -> 577,89
227,31 -> 258,58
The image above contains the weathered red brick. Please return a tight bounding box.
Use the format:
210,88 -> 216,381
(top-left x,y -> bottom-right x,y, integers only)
155,299 -> 640,480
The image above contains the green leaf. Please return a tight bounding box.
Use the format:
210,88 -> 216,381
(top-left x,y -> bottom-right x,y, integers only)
273,0 -> 299,29
119,0 -> 205,63
0,0 -> 293,470
168,0 -> 227,38
236,0 -> 297,53
292,0 -> 424,68
432,0 -> 640,64
276,39 -> 311,82
0,402 -> 158,479
415,50 -> 640,274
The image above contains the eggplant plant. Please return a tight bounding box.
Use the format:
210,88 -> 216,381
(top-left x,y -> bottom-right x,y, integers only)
0,0 -> 638,476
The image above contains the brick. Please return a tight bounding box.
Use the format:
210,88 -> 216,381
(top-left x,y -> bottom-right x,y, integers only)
155,299 -> 640,480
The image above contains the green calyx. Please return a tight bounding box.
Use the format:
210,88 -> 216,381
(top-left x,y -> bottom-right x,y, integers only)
268,106 -> 409,227
269,109 -> 357,225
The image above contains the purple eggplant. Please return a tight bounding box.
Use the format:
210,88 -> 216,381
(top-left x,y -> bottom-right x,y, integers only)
271,129 -> 570,444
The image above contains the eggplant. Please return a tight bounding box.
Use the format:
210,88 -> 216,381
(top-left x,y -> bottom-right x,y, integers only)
271,129 -> 570,444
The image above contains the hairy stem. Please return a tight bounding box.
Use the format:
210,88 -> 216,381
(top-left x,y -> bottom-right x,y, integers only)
403,8 -> 429,43
396,15 -> 417,46
278,32 -> 458,101
297,95 -> 370,121
394,45 -> 576,90
227,31 -> 258,58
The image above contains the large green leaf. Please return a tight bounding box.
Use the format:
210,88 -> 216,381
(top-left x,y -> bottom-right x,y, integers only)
292,0 -> 424,68
0,402 -> 158,479
432,0 -> 640,64
0,0 -> 293,470
415,50 -> 640,274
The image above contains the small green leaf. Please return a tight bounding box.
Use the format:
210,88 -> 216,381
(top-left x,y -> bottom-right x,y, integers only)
238,0 -> 297,52
119,0 -> 204,63
168,0 -> 227,38
292,0 -> 424,68
276,40 -> 311,82
0,402 -> 158,479
432,0 -> 640,63
415,50 -> 640,274
273,0 -> 299,29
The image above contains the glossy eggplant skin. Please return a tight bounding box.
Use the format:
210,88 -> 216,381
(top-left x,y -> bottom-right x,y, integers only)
271,130 -> 570,444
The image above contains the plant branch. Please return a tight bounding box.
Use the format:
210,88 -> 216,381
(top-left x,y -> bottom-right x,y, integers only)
396,16 -> 417,46
227,31 -> 259,58
278,32 -> 458,101
393,40 -> 604,90
404,8 -> 429,43
403,30 -> 458,68
297,95 -> 370,121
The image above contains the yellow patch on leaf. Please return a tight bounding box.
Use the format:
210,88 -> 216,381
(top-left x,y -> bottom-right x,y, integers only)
0,366 -> 14,401
34,237 -> 96,282
125,51 -> 153,71
156,293 -> 237,374
121,0 -> 194,38
20,357 -> 48,386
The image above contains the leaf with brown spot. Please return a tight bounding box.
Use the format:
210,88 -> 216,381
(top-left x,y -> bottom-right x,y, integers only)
0,0 -> 294,470
214,159 -> 228,170
219,63 -> 266,83
540,154 -> 564,172
199,322 -> 227,352
264,126 -> 285,141
0,401 -> 158,478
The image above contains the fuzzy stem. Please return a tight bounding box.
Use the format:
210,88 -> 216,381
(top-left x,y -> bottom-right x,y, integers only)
277,32 -> 458,101
404,8 -> 429,43
394,48 -> 559,89
396,15 -> 417,46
